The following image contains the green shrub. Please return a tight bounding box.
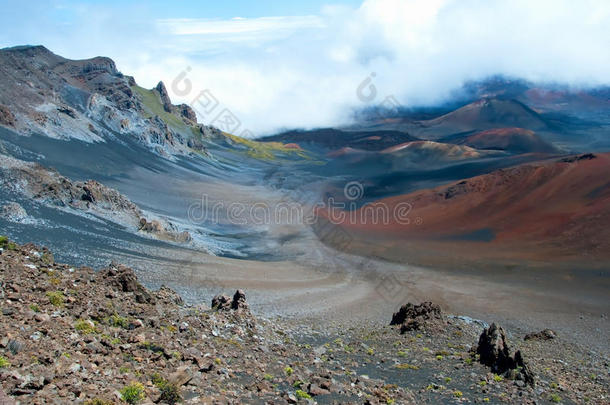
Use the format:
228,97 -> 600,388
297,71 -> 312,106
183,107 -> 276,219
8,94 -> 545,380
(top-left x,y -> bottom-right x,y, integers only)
284,366 -> 293,376
29,304 -> 40,312
295,389 -> 312,399
548,393 -> 561,403
0,356 -> 10,368
150,373 -> 181,404
74,319 -> 97,334
395,363 -> 419,370
108,313 -> 129,328
46,291 -> 64,307
120,382 -> 145,404
0,236 -> 17,250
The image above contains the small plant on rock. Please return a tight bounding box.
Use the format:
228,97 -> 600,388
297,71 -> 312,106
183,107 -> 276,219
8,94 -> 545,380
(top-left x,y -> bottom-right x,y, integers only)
0,356 -> 10,368
109,313 -> 129,328
46,291 -> 64,307
151,374 -> 181,404
74,319 -> 96,334
548,393 -> 561,403
0,236 -> 17,250
120,382 -> 145,404
295,389 -> 312,400
284,366 -> 294,376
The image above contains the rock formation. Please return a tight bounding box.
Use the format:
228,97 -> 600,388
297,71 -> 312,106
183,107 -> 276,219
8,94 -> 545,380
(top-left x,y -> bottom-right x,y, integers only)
476,323 -> 535,386
212,290 -> 249,313
524,329 -> 557,341
390,301 -> 444,332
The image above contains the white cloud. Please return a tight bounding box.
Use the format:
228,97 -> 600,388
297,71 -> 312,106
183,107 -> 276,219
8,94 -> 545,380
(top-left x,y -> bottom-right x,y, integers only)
131,0 -> 610,136
6,0 -> 609,136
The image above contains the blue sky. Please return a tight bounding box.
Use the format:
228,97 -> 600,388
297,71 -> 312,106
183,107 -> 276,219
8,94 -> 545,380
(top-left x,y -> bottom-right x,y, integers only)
1,1 -> 609,135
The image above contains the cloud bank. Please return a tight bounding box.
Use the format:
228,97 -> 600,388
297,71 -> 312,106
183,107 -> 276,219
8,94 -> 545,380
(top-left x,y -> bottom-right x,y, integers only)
2,0 -> 610,136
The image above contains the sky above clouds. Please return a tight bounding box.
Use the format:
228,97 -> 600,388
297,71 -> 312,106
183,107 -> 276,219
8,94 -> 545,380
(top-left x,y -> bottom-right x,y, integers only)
1,0 -> 609,136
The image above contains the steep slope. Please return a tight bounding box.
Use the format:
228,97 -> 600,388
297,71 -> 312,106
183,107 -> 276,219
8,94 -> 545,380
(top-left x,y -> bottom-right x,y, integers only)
413,98 -> 550,140
323,153 -> 610,262
446,127 -> 557,154
0,45 -> 208,155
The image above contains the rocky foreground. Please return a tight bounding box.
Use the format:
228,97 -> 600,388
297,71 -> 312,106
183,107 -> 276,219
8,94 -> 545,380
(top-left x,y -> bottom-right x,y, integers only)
0,238 -> 608,404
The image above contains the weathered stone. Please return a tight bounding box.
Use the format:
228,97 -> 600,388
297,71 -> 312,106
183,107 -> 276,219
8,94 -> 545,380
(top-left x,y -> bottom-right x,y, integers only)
390,302 -> 443,332
524,329 -> 557,341
476,323 -> 535,386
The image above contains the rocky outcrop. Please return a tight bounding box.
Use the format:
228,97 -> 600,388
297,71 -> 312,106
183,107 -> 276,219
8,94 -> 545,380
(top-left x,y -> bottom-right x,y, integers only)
156,81 -> 173,113
212,290 -> 250,313
99,263 -> 154,304
524,329 -> 557,341
0,105 -> 16,127
179,104 -> 197,122
390,301 -> 444,332
476,323 -> 535,386
0,45 -> 207,155
0,202 -> 27,223
0,155 -> 192,243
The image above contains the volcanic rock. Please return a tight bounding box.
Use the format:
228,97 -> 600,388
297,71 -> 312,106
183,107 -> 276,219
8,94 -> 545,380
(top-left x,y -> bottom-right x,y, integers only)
524,329 -> 557,341
0,104 -> 16,127
155,81 -> 173,113
212,290 -> 249,312
1,202 -> 27,222
390,301 -> 443,332
99,263 -> 154,304
212,294 -> 233,311
476,323 -> 535,385
179,103 -> 197,122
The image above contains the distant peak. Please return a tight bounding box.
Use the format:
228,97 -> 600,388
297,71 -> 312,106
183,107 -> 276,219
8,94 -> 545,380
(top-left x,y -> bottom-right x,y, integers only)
1,44 -> 54,56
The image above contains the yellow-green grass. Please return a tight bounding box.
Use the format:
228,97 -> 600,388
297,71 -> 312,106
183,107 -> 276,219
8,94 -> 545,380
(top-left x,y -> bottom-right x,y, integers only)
131,85 -> 189,130
223,132 -> 308,160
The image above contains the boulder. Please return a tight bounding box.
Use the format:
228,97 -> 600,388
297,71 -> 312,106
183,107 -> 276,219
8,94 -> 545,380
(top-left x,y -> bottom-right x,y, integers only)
524,329 -> 557,341
231,289 -> 248,311
212,290 -> 249,312
390,302 -> 443,332
0,104 -> 16,127
211,294 -> 232,310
